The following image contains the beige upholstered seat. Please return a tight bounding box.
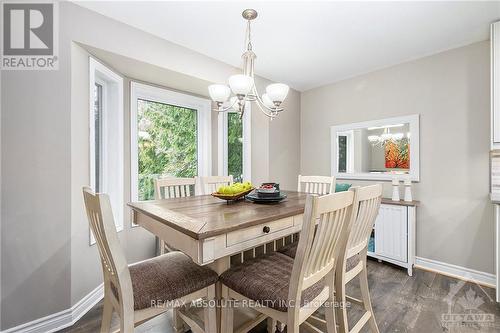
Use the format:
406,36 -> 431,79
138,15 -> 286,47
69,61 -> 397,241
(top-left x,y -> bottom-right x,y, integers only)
119,252 -> 218,310
277,241 -> 299,258
220,252 -> 324,312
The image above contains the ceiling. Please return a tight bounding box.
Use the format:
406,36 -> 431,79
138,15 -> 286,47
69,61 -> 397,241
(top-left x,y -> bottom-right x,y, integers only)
75,1 -> 500,91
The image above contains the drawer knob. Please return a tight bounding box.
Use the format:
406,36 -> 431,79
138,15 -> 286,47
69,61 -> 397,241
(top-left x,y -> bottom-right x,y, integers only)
263,226 -> 270,233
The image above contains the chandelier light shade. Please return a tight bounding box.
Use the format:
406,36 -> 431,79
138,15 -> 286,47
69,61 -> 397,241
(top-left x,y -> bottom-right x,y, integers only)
208,9 -> 290,119
208,84 -> 231,103
266,83 -> 289,104
261,93 -> 274,108
228,74 -> 254,95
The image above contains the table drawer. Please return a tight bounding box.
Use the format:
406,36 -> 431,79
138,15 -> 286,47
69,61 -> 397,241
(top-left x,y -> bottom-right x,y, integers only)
226,217 -> 294,247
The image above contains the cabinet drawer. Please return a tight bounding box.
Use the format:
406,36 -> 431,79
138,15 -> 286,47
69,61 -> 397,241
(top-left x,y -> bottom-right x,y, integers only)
226,217 -> 294,247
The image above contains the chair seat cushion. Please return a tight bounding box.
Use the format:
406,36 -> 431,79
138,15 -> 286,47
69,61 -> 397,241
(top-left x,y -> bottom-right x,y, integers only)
279,242 -> 360,271
278,241 -> 299,258
127,252 -> 218,310
220,252 -> 325,312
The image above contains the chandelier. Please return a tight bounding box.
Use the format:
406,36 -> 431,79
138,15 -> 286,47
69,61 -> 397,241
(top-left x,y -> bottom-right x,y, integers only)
208,9 -> 290,120
367,126 -> 407,147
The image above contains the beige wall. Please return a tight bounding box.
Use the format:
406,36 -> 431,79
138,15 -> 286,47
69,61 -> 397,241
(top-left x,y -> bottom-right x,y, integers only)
269,88 -> 301,191
301,41 -> 493,274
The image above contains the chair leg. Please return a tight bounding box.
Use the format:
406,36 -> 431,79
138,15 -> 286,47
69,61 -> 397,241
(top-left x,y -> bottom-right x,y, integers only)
267,318 -> 277,333
359,260 -> 379,333
325,272 -> 337,333
287,323 -> 300,333
173,308 -> 184,333
119,310 -> 134,333
156,237 -> 163,256
100,295 -> 113,333
221,285 -> 233,333
204,285 -> 217,333
335,265 -> 349,333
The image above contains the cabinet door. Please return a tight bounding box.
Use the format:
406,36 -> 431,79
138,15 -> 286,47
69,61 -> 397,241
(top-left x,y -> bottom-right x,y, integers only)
374,204 -> 407,262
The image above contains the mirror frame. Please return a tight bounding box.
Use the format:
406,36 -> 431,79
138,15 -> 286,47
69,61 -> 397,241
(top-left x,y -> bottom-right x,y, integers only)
331,114 -> 420,182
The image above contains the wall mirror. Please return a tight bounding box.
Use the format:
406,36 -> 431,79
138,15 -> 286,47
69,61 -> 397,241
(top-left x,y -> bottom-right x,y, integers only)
331,114 -> 420,181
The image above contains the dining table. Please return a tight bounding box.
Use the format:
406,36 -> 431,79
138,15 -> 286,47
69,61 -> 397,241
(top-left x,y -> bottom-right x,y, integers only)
128,190 -> 308,271
128,190 -> 309,333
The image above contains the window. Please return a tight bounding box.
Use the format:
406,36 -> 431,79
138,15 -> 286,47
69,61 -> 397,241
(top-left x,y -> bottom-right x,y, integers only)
93,82 -> 103,191
89,58 -> 124,234
218,107 -> 251,182
131,82 -> 211,201
337,130 -> 354,174
338,135 -> 348,173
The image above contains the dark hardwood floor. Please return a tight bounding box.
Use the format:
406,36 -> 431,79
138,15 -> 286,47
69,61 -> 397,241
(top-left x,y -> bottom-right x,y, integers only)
60,259 -> 500,332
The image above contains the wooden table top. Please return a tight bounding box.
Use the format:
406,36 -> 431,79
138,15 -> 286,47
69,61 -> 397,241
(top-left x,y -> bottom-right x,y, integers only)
128,191 -> 308,240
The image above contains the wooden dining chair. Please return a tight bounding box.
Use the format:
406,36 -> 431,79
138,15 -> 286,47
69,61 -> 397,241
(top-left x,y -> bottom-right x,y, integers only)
335,184 -> 382,333
219,191 -> 357,333
278,185 -> 382,333
196,175 -> 234,195
154,177 -> 196,254
82,187 -> 218,333
297,175 -> 336,195
154,176 -> 196,200
279,175 -> 336,264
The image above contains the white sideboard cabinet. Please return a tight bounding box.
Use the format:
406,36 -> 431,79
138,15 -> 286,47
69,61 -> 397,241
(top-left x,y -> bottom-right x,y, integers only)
367,199 -> 418,276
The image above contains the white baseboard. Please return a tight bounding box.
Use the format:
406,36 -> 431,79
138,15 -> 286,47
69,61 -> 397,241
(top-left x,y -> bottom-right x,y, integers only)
415,256 -> 496,288
2,284 -> 104,333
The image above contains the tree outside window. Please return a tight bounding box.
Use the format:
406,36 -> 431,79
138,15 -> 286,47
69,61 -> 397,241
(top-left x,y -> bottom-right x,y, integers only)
227,113 -> 243,182
137,99 -> 197,200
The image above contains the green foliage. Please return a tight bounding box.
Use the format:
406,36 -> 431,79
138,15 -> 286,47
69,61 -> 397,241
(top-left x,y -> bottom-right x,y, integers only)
227,113 -> 243,182
137,99 -> 197,200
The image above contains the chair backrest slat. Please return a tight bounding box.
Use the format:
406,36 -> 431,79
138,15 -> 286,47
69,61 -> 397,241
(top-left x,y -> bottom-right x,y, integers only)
297,175 -> 336,195
288,191 -> 356,301
346,185 -> 383,255
196,175 -> 234,195
154,177 -> 196,200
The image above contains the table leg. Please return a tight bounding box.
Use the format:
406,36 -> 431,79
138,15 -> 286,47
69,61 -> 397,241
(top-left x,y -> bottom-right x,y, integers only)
209,257 -> 230,333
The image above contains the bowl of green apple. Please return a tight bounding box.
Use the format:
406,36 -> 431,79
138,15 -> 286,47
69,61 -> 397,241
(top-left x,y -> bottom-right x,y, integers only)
212,182 -> 254,202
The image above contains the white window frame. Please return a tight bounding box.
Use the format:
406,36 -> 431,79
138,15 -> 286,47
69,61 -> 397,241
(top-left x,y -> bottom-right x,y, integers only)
218,106 -> 252,181
130,82 -> 212,202
89,57 -> 124,237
